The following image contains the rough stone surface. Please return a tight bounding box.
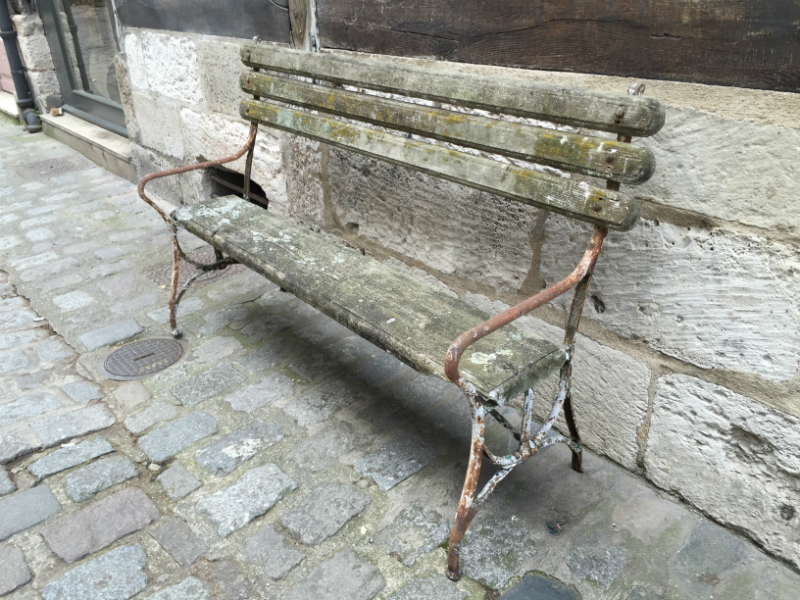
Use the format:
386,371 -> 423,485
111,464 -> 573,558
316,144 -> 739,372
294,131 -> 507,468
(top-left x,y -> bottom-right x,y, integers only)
0,545 -> 31,596
147,577 -> 209,600
195,420 -> 283,475
150,518 -> 208,568
0,431 -> 39,464
287,421 -> 354,473
123,401 -> 178,435
0,351 -> 30,374
147,297 -> 204,324
0,469 -> 15,496
0,393 -> 60,429
193,336 -> 243,363
79,319 -> 142,351
32,404 -> 116,447
241,314 -> 292,343
196,463 -> 297,537
192,560 -> 252,600
156,461 -> 202,500
28,437 -> 115,482
499,574 -> 580,600
244,525 -> 305,580
223,373 -> 294,413
0,486 -> 61,541
41,487 -> 159,563
541,217 -> 800,381
171,363 -> 246,407
35,340 -> 73,362
138,31 -> 203,103
460,513 -> 537,589
282,550 -> 385,600
566,531 -> 627,589
354,434 -> 438,491
131,93 -> 185,159
138,411 -> 218,463
283,380 -> 360,427
646,374 -> 800,568
668,520 -> 748,599
200,306 -> 250,334
63,455 -> 140,502
389,575 -> 466,600
61,381 -> 102,403
280,483 -> 370,546
375,503 -> 449,567
40,544 -> 148,600
53,290 -> 93,311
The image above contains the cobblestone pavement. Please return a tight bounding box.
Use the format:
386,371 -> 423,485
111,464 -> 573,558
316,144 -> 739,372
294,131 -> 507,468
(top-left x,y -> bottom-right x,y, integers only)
1,116 -> 799,600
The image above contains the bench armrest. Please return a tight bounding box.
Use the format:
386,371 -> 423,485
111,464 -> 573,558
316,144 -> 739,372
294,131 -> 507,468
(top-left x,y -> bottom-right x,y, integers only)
444,227 -> 607,387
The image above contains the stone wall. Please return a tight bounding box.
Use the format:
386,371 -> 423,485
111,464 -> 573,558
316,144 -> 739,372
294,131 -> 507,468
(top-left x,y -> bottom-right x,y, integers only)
118,25 -> 800,570
11,12 -> 62,112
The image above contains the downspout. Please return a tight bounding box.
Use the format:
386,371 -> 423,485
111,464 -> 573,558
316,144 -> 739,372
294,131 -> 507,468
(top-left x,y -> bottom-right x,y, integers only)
0,1 -> 42,132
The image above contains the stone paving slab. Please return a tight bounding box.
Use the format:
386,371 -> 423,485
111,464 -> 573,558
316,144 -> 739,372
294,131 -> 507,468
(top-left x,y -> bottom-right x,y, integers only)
0,393 -> 61,429
40,544 -> 148,600
283,380 -> 362,427
195,419 -> 283,475
196,463 -> 297,537
0,430 -> 40,464
375,503 -> 450,567
283,549 -> 385,600
0,485 -> 61,541
28,436 -> 115,482
78,319 -> 142,351
171,363 -> 246,407
137,411 -> 218,463
123,401 -> 178,435
223,373 -> 295,413
192,560 -> 252,600
150,518 -> 208,568
0,545 -> 31,597
280,482 -> 371,546
156,461 -> 202,500
63,455 -> 139,502
147,576 -> 209,600
0,468 -> 15,496
31,403 -> 115,447
41,487 -> 159,563
61,380 -> 102,402
244,524 -> 305,580
388,575 -> 466,600
354,434 -> 439,491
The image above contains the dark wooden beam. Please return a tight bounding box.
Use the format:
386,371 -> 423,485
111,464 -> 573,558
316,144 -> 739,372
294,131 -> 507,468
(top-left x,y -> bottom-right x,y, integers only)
315,0 -> 800,92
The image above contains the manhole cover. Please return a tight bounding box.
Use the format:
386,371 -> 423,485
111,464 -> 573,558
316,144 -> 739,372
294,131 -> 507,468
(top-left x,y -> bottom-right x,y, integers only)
16,155 -> 94,179
144,246 -> 243,289
99,338 -> 184,380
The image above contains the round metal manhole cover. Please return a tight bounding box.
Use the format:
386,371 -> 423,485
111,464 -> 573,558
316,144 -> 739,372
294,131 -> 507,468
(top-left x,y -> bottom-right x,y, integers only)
98,338 -> 184,381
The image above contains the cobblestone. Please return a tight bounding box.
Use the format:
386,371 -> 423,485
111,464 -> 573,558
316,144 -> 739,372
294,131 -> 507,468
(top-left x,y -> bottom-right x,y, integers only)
148,297 -> 204,324
35,340 -> 75,362
196,463 -> 297,537
150,518 -> 208,568
193,561 -> 251,600
0,309 -> 36,329
283,380 -> 361,427
40,544 -> 148,600
32,404 -> 115,447
354,434 -> 438,491
0,329 -> 49,350
195,419 -> 283,475
193,335 -> 243,363
0,485 -> 61,541
237,338 -> 295,372
389,575 -> 466,600
171,363 -> 246,407
287,421 -> 353,473
223,373 -> 294,413
281,482 -> 370,546
498,574 -> 580,600
123,401 -> 177,435
0,545 -> 31,596
282,550 -> 385,600
0,392 -> 61,428
63,455 -> 140,502
200,306 -> 250,334
0,469 -> 15,495
78,318 -> 142,351
61,380 -> 102,402
88,259 -> 134,279
28,437 -> 115,482
375,503 -> 449,566
147,577 -> 209,600
156,461 -> 202,500
41,488 -> 159,563
53,290 -> 93,311
0,431 -> 40,464
566,531 -> 627,590
138,411 -> 218,463
244,524 -> 305,580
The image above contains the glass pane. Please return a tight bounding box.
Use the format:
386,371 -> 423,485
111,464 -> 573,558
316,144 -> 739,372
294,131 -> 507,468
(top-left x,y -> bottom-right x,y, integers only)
53,0 -> 120,103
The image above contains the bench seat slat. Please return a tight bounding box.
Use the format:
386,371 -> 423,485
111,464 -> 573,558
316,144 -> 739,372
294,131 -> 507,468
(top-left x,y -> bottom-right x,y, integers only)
241,73 -> 656,184
241,43 -> 665,137
241,100 -> 640,231
174,196 -> 566,404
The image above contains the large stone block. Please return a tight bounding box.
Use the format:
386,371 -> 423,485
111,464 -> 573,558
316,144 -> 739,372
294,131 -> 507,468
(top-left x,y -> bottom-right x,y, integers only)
197,40 -> 248,117
25,70 -> 62,112
645,374 -> 800,569
180,108 -> 287,205
638,107 -> 800,232
11,15 -> 54,71
131,93 -> 185,159
123,33 -> 149,91
540,217 -> 800,382
139,31 -> 202,104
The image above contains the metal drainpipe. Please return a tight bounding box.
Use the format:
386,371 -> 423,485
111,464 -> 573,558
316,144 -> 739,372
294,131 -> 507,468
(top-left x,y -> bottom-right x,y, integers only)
0,1 -> 42,133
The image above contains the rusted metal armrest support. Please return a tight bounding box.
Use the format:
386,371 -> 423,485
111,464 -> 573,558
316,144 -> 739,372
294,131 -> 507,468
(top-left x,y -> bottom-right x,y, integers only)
136,123 -> 260,336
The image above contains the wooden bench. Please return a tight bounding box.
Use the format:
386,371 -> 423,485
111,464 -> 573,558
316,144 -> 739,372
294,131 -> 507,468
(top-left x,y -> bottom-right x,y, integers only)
137,42 -> 664,580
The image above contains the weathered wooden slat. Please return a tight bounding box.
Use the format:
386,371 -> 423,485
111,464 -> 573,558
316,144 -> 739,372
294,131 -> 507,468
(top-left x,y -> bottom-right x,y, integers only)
241,43 -> 665,137
287,0 -> 309,49
242,72 -> 655,183
241,99 -> 640,230
314,0 -> 800,93
174,196 -> 566,404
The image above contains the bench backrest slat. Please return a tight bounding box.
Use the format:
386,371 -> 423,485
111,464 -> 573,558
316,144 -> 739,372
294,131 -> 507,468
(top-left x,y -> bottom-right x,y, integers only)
241,73 -> 655,184
241,100 -> 640,231
241,43 -> 665,137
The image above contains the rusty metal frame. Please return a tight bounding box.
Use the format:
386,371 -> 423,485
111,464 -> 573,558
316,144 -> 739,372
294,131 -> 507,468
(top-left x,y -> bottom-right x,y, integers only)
137,123 -> 260,337
444,83 -> 646,581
